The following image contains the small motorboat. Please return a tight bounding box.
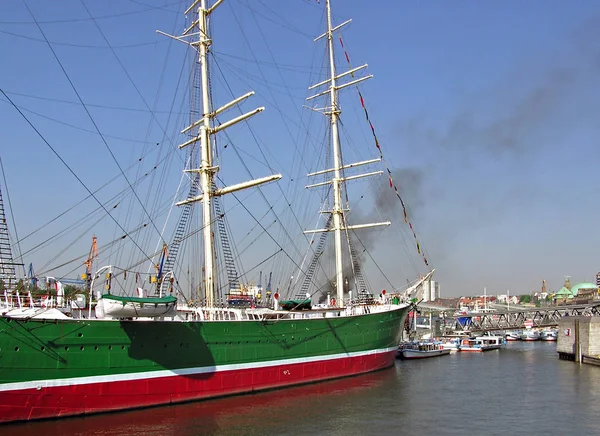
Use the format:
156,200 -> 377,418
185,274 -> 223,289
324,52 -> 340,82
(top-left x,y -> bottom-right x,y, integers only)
397,341 -> 451,360
520,330 -> 541,341
439,337 -> 462,352
540,329 -> 558,341
505,331 -> 521,341
459,336 -> 503,352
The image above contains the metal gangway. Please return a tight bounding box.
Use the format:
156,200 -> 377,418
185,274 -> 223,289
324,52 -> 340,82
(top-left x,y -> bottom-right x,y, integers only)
436,303 -> 600,334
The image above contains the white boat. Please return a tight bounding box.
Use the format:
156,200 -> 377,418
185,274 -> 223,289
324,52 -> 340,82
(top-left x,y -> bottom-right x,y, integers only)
475,335 -> 505,350
398,342 -> 451,360
459,336 -> 503,352
520,330 -> 541,341
540,330 -> 558,341
505,331 -> 521,341
439,337 -> 463,352
91,267 -> 178,319
95,293 -> 178,319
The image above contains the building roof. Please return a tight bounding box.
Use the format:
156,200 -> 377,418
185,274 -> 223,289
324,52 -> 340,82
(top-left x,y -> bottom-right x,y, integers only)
570,283 -> 597,296
554,286 -> 573,297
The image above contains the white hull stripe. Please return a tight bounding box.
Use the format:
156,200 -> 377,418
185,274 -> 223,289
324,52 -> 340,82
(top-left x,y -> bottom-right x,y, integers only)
0,346 -> 397,393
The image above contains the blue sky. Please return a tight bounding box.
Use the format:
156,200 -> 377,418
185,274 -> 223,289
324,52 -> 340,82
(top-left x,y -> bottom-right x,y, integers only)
1,0 -> 599,298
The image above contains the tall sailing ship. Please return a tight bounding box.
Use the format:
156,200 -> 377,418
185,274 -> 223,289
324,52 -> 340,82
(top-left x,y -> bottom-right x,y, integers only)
0,0 -> 426,423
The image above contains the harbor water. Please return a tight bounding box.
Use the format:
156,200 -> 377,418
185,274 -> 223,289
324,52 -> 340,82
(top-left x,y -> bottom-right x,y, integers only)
3,341 -> 600,436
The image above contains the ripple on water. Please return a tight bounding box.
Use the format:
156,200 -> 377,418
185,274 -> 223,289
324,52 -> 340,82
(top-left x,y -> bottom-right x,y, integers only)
7,342 -> 600,436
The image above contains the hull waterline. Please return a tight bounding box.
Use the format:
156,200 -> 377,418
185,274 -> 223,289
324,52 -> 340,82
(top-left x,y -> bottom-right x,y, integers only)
0,348 -> 395,423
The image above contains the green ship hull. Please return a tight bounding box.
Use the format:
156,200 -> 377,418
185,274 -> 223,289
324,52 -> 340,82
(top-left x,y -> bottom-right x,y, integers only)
0,304 -> 409,422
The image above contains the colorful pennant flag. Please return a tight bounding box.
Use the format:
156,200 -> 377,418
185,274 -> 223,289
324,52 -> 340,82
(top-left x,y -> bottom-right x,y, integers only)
338,35 -> 430,267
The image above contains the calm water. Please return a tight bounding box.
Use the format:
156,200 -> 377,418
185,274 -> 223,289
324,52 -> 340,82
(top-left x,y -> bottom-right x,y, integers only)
3,341 -> 599,436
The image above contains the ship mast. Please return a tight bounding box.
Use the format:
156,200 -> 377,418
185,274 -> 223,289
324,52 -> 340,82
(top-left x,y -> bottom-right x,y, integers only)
326,1 -> 345,310
305,0 -> 390,308
171,0 -> 281,307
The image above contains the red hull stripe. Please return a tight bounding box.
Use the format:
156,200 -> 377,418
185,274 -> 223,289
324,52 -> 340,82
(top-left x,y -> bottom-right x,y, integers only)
0,348 -> 397,423
0,346 -> 397,393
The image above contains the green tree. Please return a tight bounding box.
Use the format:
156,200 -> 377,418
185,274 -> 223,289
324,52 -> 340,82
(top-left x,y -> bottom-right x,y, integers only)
519,294 -> 531,304
29,285 -> 46,297
63,285 -> 82,300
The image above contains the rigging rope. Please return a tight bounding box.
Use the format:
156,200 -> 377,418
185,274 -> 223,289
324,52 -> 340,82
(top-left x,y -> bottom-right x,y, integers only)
337,35 -> 430,268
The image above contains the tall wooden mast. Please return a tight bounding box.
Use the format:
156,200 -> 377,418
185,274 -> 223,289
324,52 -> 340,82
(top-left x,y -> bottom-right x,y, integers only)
174,0 -> 281,307
305,0 -> 389,307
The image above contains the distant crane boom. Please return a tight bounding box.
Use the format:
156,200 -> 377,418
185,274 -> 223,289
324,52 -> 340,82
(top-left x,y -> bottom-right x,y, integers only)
82,236 -> 98,290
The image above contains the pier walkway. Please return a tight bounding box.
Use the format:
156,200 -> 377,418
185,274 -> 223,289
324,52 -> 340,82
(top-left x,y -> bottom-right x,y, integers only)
432,303 -> 600,334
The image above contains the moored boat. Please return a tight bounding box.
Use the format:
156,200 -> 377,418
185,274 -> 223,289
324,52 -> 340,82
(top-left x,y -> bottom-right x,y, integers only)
540,329 -> 558,341
520,330 -> 541,341
458,336 -> 503,352
0,0 -> 424,424
505,331 -> 521,341
475,335 -> 505,350
439,337 -> 463,352
398,341 -> 450,360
